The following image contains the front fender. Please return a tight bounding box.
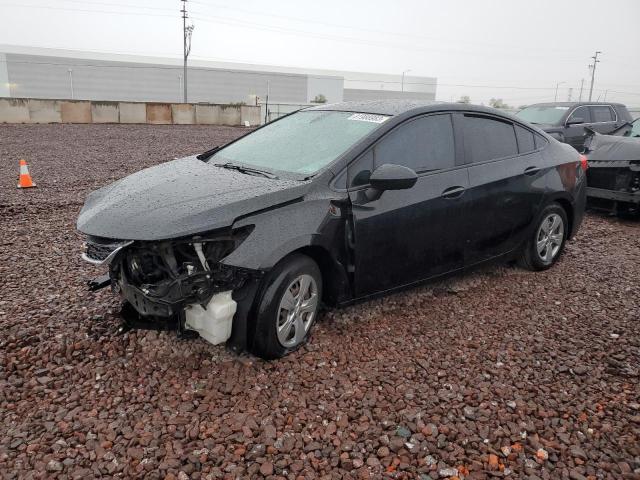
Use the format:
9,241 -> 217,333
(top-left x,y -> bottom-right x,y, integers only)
221,198 -> 343,270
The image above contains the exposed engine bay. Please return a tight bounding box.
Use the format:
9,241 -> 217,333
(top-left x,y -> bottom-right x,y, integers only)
83,226 -> 261,343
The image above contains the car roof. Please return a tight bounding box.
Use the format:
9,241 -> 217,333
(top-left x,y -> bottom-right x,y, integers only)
305,100 -> 513,117
524,101 -> 627,108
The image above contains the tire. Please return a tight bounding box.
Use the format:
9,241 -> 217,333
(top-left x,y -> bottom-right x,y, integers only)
518,203 -> 568,271
250,254 -> 322,359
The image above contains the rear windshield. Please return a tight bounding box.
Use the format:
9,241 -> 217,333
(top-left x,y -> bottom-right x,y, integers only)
516,105 -> 569,125
211,110 -> 388,175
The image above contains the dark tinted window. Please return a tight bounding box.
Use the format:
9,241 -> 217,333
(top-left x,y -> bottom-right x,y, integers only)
515,125 -> 536,153
462,115 -> 518,163
591,105 -> 615,122
567,106 -> 591,124
374,114 -> 455,172
534,133 -> 548,150
347,150 -> 373,187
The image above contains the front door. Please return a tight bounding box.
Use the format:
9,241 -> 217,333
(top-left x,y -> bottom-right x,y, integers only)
347,113 -> 469,297
564,105 -> 593,151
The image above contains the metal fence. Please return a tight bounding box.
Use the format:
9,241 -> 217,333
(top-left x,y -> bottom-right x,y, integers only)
259,102 -> 316,123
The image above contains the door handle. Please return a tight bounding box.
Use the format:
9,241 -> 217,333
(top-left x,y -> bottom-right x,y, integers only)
524,166 -> 541,176
441,185 -> 466,199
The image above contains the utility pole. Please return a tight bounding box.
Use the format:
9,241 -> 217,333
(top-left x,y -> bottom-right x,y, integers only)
588,51 -> 601,102
578,78 -> 584,101
554,81 -> 565,102
567,87 -> 573,102
181,0 -> 194,103
401,69 -> 411,92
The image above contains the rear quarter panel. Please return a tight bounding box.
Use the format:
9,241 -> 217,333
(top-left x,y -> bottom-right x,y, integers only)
543,140 -> 587,237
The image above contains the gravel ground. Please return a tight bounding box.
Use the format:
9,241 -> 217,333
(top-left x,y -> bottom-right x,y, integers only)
1,124 -> 639,480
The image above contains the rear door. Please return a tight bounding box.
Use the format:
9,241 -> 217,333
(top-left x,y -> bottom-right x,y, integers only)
348,113 -> 470,297
589,105 -> 618,134
460,113 -> 547,266
564,106 -> 592,150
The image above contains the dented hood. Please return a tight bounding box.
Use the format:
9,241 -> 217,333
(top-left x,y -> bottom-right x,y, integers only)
585,131 -> 640,162
77,156 -> 310,241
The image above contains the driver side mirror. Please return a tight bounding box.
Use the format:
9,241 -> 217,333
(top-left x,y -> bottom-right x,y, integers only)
566,117 -> 585,126
369,164 -> 418,191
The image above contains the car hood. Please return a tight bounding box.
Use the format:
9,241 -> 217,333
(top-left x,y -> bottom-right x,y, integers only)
77,156 -> 310,240
585,131 -> 640,162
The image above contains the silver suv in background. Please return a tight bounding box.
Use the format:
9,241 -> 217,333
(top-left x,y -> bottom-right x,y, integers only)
516,102 -> 634,152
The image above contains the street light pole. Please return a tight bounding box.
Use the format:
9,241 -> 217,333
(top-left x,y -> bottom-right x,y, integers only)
588,51 -> 601,102
554,81 -> 565,102
68,68 -> 74,99
401,69 -> 411,92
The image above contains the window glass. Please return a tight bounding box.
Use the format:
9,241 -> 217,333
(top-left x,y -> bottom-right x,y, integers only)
212,111 -> 387,175
332,168 -> 347,190
629,119 -> 640,138
567,106 -> 591,124
462,115 -> 518,163
347,150 -> 374,187
534,133 -> 548,150
591,106 -> 614,123
373,114 -> 455,172
515,125 -> 536,153
515,105 -> 568,125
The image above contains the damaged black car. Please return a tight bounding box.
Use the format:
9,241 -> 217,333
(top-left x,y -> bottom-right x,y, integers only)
584,118 -> 640,217
78,101 -> 587,359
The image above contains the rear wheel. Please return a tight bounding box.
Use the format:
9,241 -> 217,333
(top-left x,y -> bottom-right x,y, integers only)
250,254 -> 322,359
519,203 -> 568,271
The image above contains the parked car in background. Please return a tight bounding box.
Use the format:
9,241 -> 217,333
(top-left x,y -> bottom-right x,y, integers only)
584,120 -> 640,217
516,102 -> 634,152
77,101 -> 587,359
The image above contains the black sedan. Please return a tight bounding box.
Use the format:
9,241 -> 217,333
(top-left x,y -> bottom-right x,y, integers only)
77,101 -> 587,359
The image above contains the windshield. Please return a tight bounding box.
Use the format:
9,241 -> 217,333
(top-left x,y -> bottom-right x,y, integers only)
516,105 -> 569,125
629,119 -> 640,137
211,110 -> 388,175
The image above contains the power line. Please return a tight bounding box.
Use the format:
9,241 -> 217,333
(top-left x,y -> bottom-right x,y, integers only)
189,0 -> 599,58
0,1 -> 176,17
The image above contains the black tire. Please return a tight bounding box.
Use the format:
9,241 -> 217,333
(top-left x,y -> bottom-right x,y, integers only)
518,203 -> 569,271
250,254 -> 322,360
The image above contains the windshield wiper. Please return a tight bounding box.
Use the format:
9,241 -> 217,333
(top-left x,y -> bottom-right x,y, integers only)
216,163 -> 278,179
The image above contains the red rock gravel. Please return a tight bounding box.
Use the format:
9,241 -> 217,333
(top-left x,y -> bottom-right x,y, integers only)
1,124 -> 639,479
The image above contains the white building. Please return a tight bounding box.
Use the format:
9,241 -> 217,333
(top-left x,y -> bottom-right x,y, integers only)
0,44 -> 437,106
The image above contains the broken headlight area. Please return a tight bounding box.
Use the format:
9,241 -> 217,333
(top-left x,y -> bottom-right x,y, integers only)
83,227 -> 259,318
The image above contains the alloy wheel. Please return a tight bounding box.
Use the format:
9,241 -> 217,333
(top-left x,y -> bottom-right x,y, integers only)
536,213 -> 564,263
276,274 -> 318,348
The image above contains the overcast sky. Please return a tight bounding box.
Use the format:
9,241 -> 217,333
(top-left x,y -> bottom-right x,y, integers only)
1,0 -> 639,106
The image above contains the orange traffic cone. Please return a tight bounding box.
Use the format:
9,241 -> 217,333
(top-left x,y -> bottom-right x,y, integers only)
17,159 -> 36,189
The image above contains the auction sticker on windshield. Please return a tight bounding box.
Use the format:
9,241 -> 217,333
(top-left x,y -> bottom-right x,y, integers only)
348,113 -> 389,123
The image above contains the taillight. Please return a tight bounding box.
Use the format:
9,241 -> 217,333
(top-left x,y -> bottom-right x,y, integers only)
579,154 -> 588,171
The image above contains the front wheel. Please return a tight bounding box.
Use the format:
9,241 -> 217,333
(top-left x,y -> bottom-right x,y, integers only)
250,254 -> 322,359
519,203 -> 568,271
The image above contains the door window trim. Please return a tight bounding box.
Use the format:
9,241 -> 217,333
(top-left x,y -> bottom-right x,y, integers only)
564,104 -> 617,126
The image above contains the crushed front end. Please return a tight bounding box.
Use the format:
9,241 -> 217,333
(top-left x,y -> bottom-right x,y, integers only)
584,129 -> 640,216
82,227 -> 263,349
